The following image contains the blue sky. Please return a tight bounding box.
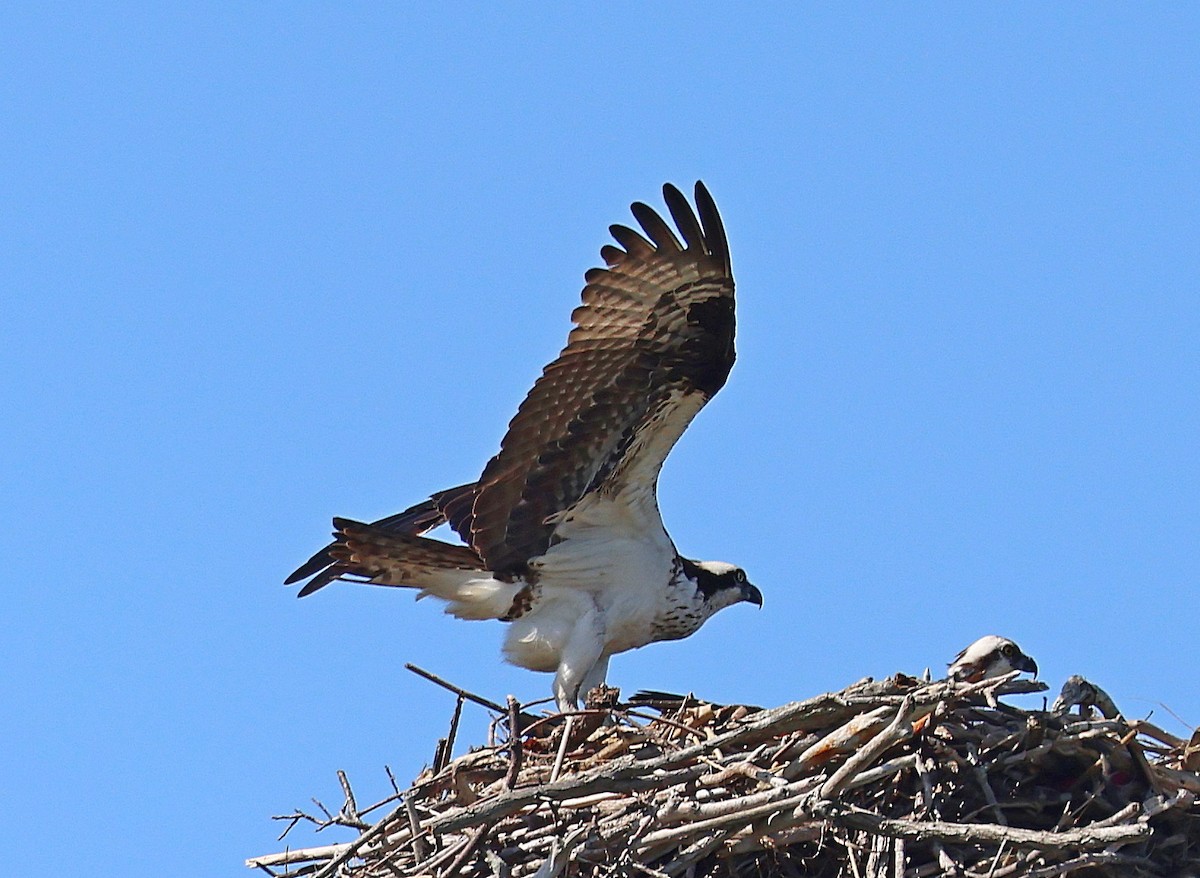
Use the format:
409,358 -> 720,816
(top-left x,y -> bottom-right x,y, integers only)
3,5 -> 1197,874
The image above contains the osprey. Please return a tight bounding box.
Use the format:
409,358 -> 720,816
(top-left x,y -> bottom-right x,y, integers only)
286,182 -> 761,711
947,635 -> 1038,683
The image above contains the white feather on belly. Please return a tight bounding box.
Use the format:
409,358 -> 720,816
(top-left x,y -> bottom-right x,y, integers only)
503,590 -> 596,672
504,497 -> 679,672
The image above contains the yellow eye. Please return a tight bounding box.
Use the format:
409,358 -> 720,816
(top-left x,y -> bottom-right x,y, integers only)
1002,644 -> 1016,657
735,570 -> 746,583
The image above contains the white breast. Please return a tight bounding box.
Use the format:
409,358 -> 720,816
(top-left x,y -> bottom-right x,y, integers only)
502,494 -> 680,670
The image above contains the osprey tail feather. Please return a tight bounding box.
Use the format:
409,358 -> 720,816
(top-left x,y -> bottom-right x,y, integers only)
286,482 -> 476,596
326,518 -> 525,621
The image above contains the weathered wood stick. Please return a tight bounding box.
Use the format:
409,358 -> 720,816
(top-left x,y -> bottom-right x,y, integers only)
819,696 -> 915,799
821,806 -> 1151,849
245,843 -> 351,869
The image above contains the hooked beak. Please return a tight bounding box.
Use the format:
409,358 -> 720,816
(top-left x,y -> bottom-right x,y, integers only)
741,582 -> 763,608
1016,654 -> 1038,678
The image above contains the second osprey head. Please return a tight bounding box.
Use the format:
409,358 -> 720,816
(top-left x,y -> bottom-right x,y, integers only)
948,635 -> 1038,683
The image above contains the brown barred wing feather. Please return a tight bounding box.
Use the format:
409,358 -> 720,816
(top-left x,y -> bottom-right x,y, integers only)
467,182 -> 736,573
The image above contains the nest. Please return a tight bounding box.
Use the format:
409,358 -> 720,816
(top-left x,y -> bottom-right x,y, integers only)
248,669 -> 1200,878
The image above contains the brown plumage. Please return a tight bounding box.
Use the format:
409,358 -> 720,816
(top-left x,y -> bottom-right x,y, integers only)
329,518 -> 485,581
287,483 -> 475,596
288,182 -> 735,589
464,182 -> 734,574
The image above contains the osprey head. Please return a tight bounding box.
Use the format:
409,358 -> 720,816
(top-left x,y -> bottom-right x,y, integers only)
948,635 -> 1038,683
682,559 -> 763,610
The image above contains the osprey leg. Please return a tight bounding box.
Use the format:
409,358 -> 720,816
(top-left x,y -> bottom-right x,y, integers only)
576,655 -> 611,704
552,609 -> 606,712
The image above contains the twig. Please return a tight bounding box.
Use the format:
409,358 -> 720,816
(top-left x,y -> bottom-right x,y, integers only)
984,838 -> 1009,878
406,663 -> 539,727
406,663 -> 509,713
245,843 -> 353,869
336,770 -> 367,828
404,792 -> 432,861
439,824 -> 489,877
966,745 -> 1006,827
517,708 -> 614,740
505,695 -> 523,790
820,696 -> 915,800
550,716 -> 575,783
442,695 -> 465,770
302,803 -> 410,878
624,708 -> 709,742
819,805 -> 1150,849
433,737 -> 450,774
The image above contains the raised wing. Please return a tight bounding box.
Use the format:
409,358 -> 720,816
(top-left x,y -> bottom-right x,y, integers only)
464,182 -> 735,574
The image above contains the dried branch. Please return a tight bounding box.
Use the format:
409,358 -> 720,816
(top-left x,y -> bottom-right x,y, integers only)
818,804 -> 1151,848
504,696 -> 523,790
405,663 -> 538,728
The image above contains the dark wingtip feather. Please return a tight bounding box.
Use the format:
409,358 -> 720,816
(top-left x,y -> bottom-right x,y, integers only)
599,244 -> 625,267
693,181 -> 730,272
662,183 -> 705,252
287,518 -> 366,594
630,200 -> 682,252
285,545 -> 335,585
288,485 -> 472,594
296,569 -> 341,597
608,223 -> 655,259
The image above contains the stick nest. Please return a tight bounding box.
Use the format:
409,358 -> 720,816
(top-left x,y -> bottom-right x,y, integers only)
249,672 -> 1200,878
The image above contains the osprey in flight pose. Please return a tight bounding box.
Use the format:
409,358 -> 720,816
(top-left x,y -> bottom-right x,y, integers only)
287,182 -> 761,711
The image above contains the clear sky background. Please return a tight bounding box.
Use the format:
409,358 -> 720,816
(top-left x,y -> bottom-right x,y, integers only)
3,5 -> 1197,874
